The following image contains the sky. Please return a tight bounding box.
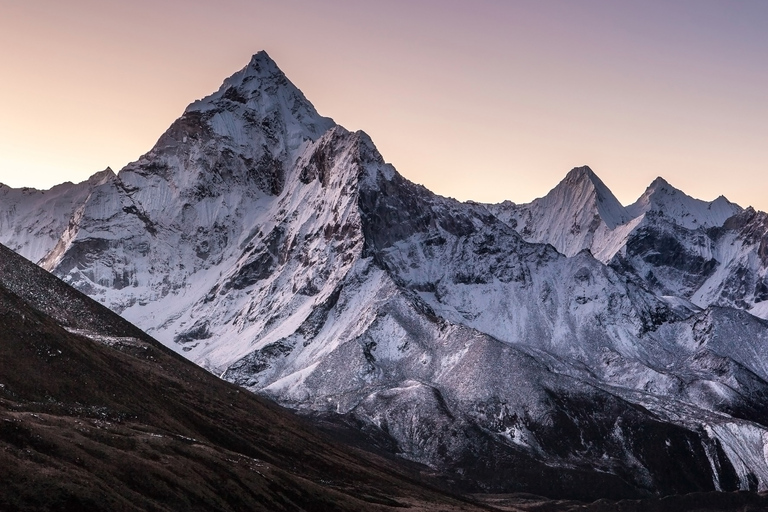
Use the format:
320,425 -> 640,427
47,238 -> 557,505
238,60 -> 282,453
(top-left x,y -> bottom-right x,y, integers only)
0,0 -> 766,209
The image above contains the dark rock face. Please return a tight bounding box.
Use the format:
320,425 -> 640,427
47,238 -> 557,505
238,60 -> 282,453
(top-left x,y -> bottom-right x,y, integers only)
174,319 -> 212,346
358,170 -> 487,256
627,228 -> 717,277
611,225 -> 719,300
226,227 -> 286,290
343,374 -> 740,499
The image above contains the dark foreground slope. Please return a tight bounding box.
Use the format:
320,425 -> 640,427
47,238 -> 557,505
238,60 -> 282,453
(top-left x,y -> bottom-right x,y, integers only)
0,242 -> 486,512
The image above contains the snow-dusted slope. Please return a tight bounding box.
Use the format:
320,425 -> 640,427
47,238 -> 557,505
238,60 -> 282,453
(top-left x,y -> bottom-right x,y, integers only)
3,52 -> 768,498
608,182 -> 762,312
693,208 -> 768,315
626,177 -> 741,230
0,169 -> 115,263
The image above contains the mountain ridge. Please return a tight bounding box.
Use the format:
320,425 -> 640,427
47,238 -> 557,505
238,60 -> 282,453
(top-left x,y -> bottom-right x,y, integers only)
626,175 -> 741,229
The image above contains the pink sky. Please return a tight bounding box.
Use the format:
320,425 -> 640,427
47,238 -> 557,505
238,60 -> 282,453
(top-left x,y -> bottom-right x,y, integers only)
1,0 -> 766,209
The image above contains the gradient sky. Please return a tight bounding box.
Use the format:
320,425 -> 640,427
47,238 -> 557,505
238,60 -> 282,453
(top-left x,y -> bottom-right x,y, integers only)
1,0 -> 766,210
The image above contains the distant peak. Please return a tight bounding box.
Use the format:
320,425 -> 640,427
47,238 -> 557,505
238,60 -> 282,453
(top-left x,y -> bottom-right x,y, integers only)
558,166 -> 613,199
547,166 -> 629,229
564,166 -> 597,184
561,166 -> 615,197
184,51 -> 293,114
632,177 -> 685,211
87,167 -> 116,185
647,176 -> 674,193
626,175 -> 742,228
243,50 -> 282,78
638,177 -> 691,205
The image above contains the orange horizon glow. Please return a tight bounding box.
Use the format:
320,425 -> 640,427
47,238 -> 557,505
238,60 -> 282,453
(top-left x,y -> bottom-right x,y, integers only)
0,0 -> 766,210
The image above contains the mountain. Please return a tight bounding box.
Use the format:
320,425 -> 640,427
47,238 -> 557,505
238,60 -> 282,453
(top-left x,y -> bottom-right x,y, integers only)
489,169 -> 767,316
487,165 -> 634,259
0,241 -> 497,511
625,177 -> 741,230
3,51 -> 768,501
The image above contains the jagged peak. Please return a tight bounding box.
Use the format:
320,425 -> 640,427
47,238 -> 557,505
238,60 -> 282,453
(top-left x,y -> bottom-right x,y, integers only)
295,126 -> 393,190
637,176 -> 698,205
137,51 -> 335,174
563,165 -> 598,184
242,50 -> 282,78
183,50 -> 332,127
558,166 -> 616,201
215,50 -> 286,94
640,176 -> 686,202
627,175 -> 742,229
87,167 -> 116,185
184,52 -> 288,113
545,166 -> 629,229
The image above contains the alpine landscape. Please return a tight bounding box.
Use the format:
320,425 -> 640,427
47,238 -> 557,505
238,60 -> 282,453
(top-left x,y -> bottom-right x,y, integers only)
2,51 -> 768,511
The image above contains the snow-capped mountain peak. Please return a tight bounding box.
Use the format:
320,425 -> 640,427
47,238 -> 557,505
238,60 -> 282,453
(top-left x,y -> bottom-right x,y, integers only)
243,50 -> 284,77
648,175 -> 671,189
187,51 -> 301,111
561,165 -> 630,229
183,51 -> 334,160
487,165 -> 632,257
561,164 -> 599,185
82,166 -> 116,186
627,175 -> 741,230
